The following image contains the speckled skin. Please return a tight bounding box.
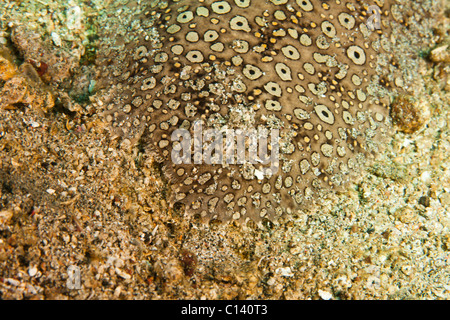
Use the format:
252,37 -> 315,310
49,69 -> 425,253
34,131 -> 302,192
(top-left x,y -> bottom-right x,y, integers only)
98,0 -> 409,221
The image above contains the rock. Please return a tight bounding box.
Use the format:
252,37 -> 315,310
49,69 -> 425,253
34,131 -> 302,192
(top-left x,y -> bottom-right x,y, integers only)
390,95 -> 431,134
430,45 -> 450,63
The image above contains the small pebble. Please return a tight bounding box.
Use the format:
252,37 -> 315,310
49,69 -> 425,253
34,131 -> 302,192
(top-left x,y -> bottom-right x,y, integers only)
266,277 -> 276,286
28,266 -> 38,277
5,278 -> 20,286
439,193 -> 450,206
401,265 -> 414,276
67,6 -> 83,30
51,32 -> 62,47
115,268 -> 131,280
0,209 -> 14,223
418,196 -> 430,207
430,45 -> 450,63
275,267 -> 294,277
318,289 -> 333,300
30,121 -> 40,128
420,171 -> 432,184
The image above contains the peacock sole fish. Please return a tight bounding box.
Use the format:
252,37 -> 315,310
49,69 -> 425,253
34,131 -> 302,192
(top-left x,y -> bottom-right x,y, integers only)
98,0 -> 417,222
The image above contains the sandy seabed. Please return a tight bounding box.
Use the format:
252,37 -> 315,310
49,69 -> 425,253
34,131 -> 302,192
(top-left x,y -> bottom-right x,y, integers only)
0,0 -> 449,299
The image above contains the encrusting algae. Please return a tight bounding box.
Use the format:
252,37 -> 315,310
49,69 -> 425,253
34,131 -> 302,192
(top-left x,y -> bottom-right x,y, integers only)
0,48 -> 54,112
96,0 -> 435,222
